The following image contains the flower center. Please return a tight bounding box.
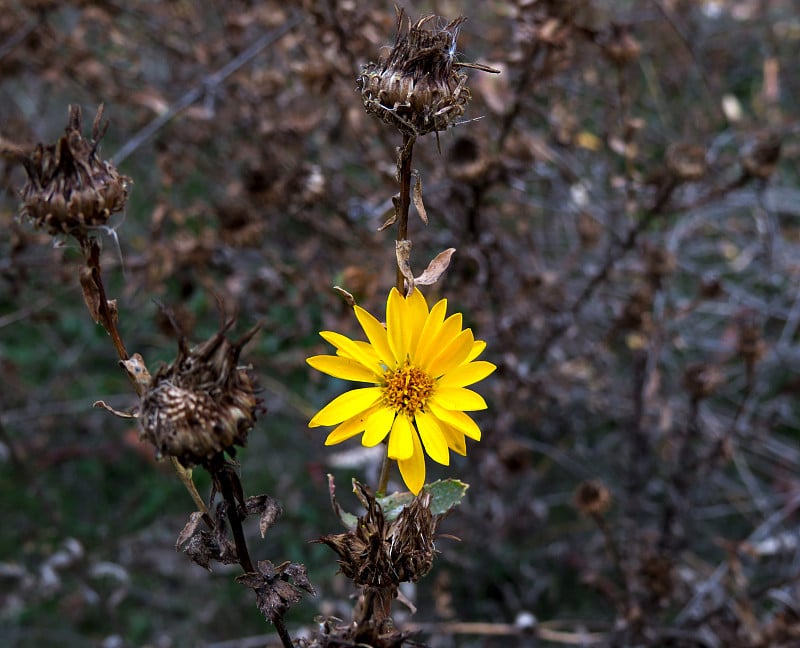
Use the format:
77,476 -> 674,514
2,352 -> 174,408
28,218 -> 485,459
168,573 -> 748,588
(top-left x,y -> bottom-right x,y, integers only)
383,362 -> 434,416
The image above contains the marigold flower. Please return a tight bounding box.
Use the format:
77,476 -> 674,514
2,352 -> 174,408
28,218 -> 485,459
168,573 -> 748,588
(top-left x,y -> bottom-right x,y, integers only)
307,288 -> 495,494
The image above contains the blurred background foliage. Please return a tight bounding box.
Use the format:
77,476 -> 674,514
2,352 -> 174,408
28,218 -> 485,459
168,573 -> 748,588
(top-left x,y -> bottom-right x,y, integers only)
1,0 -> 800,646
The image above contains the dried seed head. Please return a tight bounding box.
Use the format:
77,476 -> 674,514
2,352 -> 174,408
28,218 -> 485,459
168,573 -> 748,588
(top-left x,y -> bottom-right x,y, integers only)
682,362 -> 724,401
358,10 -> 494,137
319,483 -> 437,588
573,479 -> 612,516
139,319 -> 261,467
19,105 -> 130,239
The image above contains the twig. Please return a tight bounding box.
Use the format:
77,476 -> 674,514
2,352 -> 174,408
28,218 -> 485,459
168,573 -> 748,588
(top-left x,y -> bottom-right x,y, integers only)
113,14 -> 303,165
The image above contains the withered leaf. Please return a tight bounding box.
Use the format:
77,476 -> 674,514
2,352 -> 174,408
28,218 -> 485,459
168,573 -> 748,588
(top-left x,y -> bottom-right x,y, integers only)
80,265 -> 102,324
332,285 -> 356,307
176,511 -> 205,549
396,239 -> 414,294
119,353 -> 151,388
236,560 -> 315,624
378,195 -> 400,231
174,511 -> 236,571
246,494 -> 283,538
415,248 -> 456,286
93,400 -> 137,419
412,172 -> 428,224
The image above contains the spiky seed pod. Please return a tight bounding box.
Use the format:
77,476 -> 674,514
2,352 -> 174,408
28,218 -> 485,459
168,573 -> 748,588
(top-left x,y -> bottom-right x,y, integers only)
139,320 -> 261,468
319,484 -> 437,588
357,10 -> 474,137
19,104 -> 130,239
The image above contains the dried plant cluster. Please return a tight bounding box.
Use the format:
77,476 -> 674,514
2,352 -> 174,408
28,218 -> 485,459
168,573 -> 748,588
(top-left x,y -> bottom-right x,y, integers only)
2,1 -> 800,647
18,105 -> 129,238
358,12 -> 471,137
138,319 -> 261,467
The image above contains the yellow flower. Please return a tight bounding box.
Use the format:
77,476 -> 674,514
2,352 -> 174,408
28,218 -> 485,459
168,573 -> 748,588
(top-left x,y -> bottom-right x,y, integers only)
307,287 -> 495,494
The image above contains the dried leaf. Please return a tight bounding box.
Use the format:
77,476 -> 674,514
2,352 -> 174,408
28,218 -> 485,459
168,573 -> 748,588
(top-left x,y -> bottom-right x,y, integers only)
176,511 -> 205,549
333,286 -> 356,307
80,266 -> 102,323
93,400 -> 137,419
412,172 -> 428,224
378,195 -> 400,231
119,353 -> 151,388
396,239 -> 414,294
237,560 -> 315,624
246,495 -> 283,538
415,248 -> 456,286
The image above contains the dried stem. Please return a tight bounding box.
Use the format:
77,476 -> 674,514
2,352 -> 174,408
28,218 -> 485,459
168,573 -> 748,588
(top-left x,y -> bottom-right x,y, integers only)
209,454 -> 294,648
82,239 -> 130,366
395,132 -> 416,292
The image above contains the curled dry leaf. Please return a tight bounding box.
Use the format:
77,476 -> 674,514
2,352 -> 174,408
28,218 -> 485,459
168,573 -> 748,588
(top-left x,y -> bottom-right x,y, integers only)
80,266 -> 102,324
119,353 -> 152,389
246,495 -> 283,539
333,285 -> 356,307
396,239 -> 414,294
415,248 -> 456,286
93,400 -> 137,419
412,172 -> 428,224
378,195 -> 400,231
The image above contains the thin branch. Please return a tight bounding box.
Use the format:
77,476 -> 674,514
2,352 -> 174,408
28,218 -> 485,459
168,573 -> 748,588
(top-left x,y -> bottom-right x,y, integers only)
113,14 -> 303,165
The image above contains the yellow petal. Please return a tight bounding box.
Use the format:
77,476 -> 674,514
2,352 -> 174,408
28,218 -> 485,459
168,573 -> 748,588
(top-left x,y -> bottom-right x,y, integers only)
320,331 -> 381,371
362,406 -> 396,447
412,298 -> 448,366
438,420 -> 467,455
406,288 -> 429,355
307,355 -> 381,383
415,410 -> 450,466
309,387 -> 382,427
324,408 -> 375,445
427,328 -> 475,378
386,287 -> 409,363
430,387 -> 487,412
428,402 -> 482,440
419,311 -> 464,370
354,305 -> 395,368
436,360 -> 496,388
387,414 -> 414,460
397,429 -> 426,494
466,340 -> 486,363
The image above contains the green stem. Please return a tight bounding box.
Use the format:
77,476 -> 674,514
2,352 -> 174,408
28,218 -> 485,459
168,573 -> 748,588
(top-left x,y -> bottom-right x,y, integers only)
376,452 -> 391,496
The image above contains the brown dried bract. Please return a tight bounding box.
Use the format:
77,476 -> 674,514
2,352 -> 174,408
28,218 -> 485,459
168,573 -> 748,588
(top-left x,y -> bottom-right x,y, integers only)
318,482 -> 437,588
19,104 -> 130,239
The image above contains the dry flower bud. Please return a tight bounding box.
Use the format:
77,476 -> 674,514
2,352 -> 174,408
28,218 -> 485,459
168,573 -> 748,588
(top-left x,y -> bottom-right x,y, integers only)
357,10 -> 497,137
666,143 -> 707,182
19,105 -> 130,239
741,132 -> 781,179
602,24 -> 641,66
573,479 -> 612,516
682,362 -> 724,401
139,318 -> 261,467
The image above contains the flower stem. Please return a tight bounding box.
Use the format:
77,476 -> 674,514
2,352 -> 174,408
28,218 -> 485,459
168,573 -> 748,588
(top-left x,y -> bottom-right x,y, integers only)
376,452 -> 391,496
395,132 -> 416,293
80,238 -> 207,515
